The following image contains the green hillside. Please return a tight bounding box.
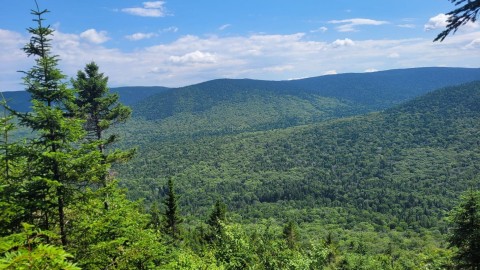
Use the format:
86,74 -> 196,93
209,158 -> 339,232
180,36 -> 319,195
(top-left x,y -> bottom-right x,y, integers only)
128,67 -> 480,140
117,81 -> 480,232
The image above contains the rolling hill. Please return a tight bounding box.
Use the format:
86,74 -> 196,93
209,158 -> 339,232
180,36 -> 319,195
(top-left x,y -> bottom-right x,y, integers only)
127,67 -> 480,140
117,80 -> 480,231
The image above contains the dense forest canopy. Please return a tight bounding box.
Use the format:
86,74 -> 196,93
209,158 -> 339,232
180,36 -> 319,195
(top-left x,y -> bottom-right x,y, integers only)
1,1 -> 480,269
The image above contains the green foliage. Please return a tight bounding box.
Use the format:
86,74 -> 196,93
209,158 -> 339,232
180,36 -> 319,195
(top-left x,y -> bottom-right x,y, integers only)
67,182 -> 168,269
72,62 -> 132,148
162,178 -> 183,240
13,4 -> 107,247
448,189 -> 480,269
206,200 -> 227,242
283,220 -> 299,249
0,223 -> 80,270
71,62 -> 134,188
119,81 -> 480,232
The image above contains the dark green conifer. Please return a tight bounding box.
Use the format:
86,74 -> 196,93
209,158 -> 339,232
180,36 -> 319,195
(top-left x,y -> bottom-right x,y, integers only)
205,200 -> 227,242
282,220 -> 299,249
71,62 -> 132,154
448,190 -> 480,269
162,178 -> 183,240
15,2 -> 104,246
71,62 -> 134,187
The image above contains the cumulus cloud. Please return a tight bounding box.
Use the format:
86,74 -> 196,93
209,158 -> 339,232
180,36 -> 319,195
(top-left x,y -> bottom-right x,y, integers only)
424,13 -> 479,33
331,38 -> 355,48
329,18 -> 388,32
2,26 -> 480,91
364,68 -> 378,72
169,51 -> 217,64
424,14 -> 450,31
122,1 -> 168,17
125,32 -> 157,41
80,29 -> 109,44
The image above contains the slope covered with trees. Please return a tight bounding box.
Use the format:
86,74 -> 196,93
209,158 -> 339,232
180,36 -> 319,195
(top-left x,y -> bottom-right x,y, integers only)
118,81 -> 480,232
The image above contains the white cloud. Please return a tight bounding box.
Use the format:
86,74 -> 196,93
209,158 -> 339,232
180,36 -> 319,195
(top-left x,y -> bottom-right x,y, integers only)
424,14 -> 450,31
125,32 -> 157,41
388,52 -> 400,58
162,26 -> 179,33
2,27 -> 480,90
122,1 -> 167,17
169,51 -> 217,64
143,1 -> 164,9
80,29 -> 110,44
0,29 -> 29,90
311,26 -> 328,33
331,38 -> 355,48
398,24 -> 416,29
329,18 -> 388,32
219,24 -> 231,31
364,68 -> 378,72
263,65 -> 294,72
323,70 -> 337,75
425,13 -> 479,33
464,38 -> 480,49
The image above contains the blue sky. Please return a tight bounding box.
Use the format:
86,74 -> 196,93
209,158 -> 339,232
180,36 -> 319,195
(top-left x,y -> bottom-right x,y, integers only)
1,0 -> 479,90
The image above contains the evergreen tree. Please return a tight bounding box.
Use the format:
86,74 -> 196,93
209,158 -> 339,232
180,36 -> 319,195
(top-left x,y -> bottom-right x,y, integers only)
283,220 -> 299,249
15,2 -> 104,246
206,200 -> 227,242
0,95 -> 32,236
71,62 -> 134,166
162,178 -> 183,240
448,190 -> 480,269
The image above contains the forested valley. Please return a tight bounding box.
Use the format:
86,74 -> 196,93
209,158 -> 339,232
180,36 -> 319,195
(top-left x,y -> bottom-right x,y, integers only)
1,3 -> 480,270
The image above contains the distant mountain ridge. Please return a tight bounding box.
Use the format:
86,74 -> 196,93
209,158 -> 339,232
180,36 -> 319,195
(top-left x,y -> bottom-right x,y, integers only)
0,86 -> 169,112
127,67 -> 480,140
3,67 -> 480,140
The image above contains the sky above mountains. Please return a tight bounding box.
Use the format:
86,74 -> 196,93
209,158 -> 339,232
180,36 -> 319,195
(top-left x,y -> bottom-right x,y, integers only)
1,0 -> 479,91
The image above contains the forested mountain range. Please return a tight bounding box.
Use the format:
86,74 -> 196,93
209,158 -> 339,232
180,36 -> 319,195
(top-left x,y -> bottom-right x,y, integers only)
116,80 -> 480,234
125,67 -> 480,140
4,67 -> 479,229
6,67 -> 479,142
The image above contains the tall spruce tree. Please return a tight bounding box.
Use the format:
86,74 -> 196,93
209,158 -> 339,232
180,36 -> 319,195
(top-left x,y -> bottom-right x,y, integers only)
17,2 -> 104,246
206,200 -> 227,242
283,220 -> 299,249
162,178 -> 183,240
448,190 -> 480,269
71,62 -> 133,171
